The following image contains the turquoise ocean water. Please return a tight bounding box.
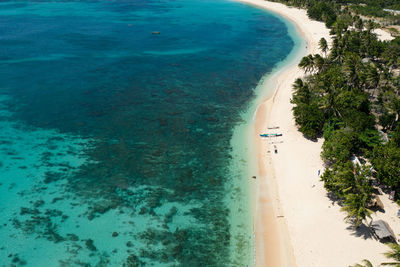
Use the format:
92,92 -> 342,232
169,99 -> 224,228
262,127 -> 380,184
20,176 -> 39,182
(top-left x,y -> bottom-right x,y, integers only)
0,1 -> 300,266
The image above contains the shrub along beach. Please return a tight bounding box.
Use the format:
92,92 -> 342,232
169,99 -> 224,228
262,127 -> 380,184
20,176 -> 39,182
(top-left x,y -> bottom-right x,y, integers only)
239,0 -> 400,266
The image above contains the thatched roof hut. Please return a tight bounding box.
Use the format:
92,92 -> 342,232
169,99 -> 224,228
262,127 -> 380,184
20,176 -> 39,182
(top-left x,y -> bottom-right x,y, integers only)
371,220 -> 396,243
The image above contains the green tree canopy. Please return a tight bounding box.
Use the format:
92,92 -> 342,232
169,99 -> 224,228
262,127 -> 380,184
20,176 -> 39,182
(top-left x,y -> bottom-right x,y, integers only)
371,142 -> 400,191
321,128 -> 358,164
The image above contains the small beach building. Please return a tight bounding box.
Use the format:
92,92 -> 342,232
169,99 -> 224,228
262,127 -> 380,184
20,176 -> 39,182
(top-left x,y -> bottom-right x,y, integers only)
371,220 -> 396,243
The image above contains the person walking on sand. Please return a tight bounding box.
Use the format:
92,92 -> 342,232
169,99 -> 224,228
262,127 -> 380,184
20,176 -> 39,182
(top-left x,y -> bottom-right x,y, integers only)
318,169 -> 320,176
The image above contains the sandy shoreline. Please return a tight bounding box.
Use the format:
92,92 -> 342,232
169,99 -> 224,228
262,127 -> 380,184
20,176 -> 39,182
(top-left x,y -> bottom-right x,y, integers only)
235,1 -> 399,266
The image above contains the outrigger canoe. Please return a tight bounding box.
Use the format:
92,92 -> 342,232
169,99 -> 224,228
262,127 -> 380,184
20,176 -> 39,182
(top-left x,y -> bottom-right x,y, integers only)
260,133 -> 282,137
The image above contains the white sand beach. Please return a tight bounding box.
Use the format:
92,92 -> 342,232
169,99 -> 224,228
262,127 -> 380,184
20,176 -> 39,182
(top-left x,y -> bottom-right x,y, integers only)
374,28 -> 395,41
236,0 -> 400,266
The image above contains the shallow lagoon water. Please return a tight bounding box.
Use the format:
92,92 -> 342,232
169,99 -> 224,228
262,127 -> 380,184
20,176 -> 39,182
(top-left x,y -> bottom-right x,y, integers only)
0,0 -> 296,265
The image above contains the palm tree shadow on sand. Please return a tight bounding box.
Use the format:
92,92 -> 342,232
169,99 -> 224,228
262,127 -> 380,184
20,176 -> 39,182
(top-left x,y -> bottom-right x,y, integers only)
326,192 -> 374,240
346,223 -> 375,240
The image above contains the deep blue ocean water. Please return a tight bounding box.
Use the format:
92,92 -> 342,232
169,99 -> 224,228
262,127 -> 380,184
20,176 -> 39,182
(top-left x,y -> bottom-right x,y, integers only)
0,0 -> 296,266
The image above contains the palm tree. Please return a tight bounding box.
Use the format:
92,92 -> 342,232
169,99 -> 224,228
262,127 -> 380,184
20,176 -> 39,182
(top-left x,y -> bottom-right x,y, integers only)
365,65 -> 380,97
343,53 -> 361,87
381,243 -> 400,266
342,192 -> 373,227
341,165 -> 373,228
366,20 -> 377,33
355,18 -> 364,32
292,78 -> 304,91
350,259 -> 373,267
380,67 -> 393,88
365,66 -> 379,88
291,78 -> 311,104
299,54 -> 315,73
313,54 -> 325,73
320,91 -> 342,119
319,38 -> 328,56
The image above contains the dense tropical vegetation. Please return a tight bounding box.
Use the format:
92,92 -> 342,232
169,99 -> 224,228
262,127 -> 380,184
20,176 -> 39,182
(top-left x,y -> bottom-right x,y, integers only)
271,0 -> 400,27
269,0 -> 400,264
273,0 -> 400,229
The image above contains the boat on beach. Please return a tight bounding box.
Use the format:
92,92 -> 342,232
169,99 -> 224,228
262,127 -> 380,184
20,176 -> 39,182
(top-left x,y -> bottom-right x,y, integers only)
259,133 -> 282,137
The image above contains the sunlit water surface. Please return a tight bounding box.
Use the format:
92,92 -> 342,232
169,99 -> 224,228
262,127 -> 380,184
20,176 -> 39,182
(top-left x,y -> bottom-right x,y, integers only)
0,0 -> 296,265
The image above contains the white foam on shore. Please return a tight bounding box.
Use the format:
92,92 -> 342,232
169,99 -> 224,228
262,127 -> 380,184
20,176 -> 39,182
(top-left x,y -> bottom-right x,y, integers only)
226,3 -> 305,265
237,1 -> 398,266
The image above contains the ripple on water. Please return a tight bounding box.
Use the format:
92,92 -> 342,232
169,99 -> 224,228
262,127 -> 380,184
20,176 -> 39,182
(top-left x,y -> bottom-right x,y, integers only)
0,0 -> 296,265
